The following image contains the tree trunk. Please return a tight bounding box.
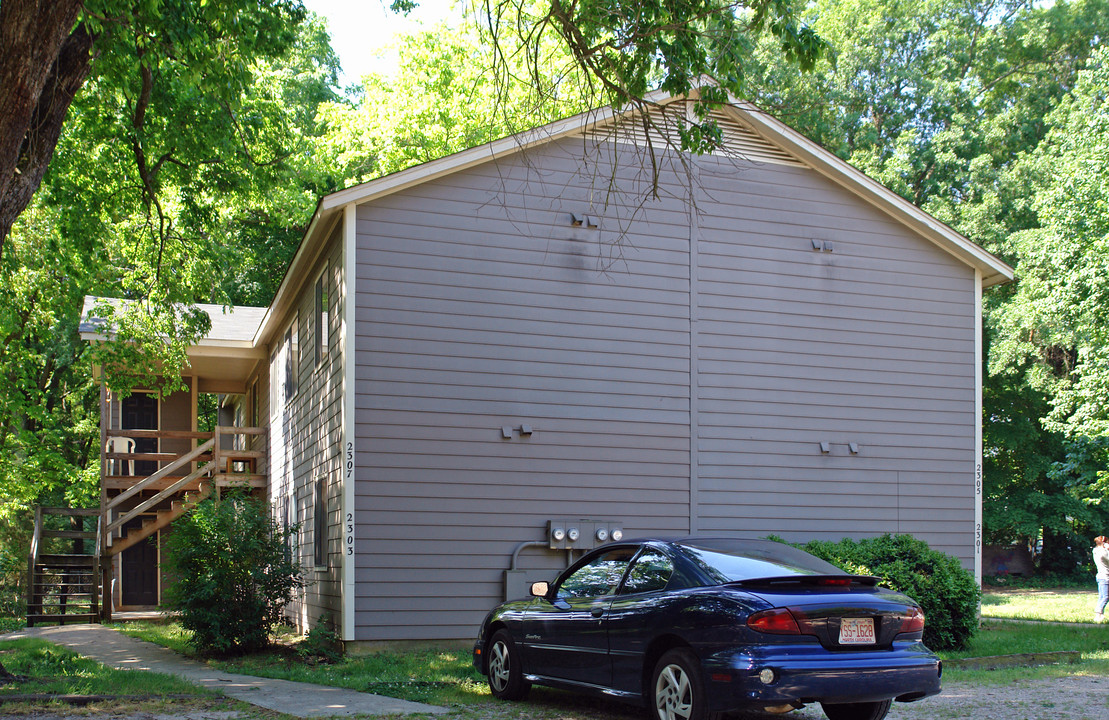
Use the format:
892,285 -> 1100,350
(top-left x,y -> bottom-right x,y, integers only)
0,0 -> 91,254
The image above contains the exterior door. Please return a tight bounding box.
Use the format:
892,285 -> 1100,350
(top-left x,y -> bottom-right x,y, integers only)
120,519 -> 158,606
122,394 -> 158,476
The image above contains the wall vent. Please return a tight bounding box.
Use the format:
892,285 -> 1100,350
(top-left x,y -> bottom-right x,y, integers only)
582,105 -> 807,169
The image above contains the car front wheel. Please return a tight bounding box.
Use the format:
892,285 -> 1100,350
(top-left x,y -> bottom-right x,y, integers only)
820,699 -> 893,720
651,648 -> 706,720
486,629 -> 530,701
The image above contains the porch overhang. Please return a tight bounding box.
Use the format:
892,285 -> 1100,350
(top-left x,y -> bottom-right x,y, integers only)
80,296 -> 268,388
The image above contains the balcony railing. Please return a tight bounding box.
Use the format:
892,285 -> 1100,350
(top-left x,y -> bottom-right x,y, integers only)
100,425 -> 265,543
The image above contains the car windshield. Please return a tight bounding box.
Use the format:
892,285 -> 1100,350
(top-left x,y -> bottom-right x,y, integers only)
676,539 -> 846,583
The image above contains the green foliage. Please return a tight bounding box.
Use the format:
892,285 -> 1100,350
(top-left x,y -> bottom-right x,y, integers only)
0,4 -> 337,589
476,0 -> 827,111
984,46 -> 1109,555
43,2 -> 341,394
793,534 -> 980,651
296,614 -> 342,664
0,507 -> 28,630
163,493 -> 305,656
316,20 -> 592,187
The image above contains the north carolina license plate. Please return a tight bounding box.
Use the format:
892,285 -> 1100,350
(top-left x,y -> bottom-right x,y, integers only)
839,617 -> 875,645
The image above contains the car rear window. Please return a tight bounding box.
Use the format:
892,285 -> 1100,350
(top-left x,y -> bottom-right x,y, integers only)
677,539 -> 845,583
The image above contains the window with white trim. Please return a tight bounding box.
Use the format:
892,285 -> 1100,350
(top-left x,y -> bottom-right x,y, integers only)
314,269 -> 329,368
314,474 -> 327,568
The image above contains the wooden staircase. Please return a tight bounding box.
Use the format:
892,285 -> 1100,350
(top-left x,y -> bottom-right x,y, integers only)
25,425 -> 259,625
108,483 -> 212,555
26,507 -> 101,626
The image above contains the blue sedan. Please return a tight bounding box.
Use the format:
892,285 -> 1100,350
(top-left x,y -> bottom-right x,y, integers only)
473,538 -> 941,720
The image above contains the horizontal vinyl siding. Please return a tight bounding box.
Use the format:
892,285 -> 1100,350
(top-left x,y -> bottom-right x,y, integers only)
693,155 -> 977,565
269,228 -> 345,629
354,138 -> 693,641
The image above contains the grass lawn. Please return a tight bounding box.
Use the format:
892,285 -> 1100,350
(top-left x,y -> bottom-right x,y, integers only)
112,609 -> 1109,702
0,636 -> 215,708
937,587 -> 1109,685
111,620 -> 488,706
981,586 -> 1100,624
940,621 -> 1109,683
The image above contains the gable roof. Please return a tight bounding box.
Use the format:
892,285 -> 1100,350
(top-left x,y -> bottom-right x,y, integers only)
80,296 -> 267,348
256,94 -> 1014,346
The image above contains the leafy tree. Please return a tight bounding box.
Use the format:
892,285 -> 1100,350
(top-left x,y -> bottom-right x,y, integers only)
985,47 -> 1109,562
163,492 -> 304,656
0,0 -> 307,254
317,20 -> 591,186
380,0 -> 828,178
0,7 -> 339,604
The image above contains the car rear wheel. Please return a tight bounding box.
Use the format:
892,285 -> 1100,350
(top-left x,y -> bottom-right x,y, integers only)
820,699 -> 893,720
651,648 -> 706,720
486,629 -> 530,701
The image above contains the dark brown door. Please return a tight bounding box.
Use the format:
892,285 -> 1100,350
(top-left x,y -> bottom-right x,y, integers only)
121,519 -> 158,606
122,394 -> 158,476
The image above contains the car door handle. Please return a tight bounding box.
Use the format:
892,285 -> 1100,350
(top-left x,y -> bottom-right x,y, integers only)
591,607 -> 604,619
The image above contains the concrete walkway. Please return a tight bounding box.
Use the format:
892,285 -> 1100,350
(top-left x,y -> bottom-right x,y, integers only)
2,625 -> 447,718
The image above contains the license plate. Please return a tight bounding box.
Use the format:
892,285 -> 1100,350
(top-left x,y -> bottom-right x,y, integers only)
839,617 -> 875,645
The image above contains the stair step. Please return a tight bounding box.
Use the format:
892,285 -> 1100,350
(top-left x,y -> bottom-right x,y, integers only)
26,613 -> 99,624
39,507 -> 99,517
36,554 -> 96,567
34,576 -> 95,585
42,530 -> 97,540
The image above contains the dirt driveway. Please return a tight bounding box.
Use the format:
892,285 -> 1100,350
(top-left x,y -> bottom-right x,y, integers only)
467,674 -> 1109,720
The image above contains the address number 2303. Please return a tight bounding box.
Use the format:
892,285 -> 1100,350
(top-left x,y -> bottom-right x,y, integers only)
346,512 -> 354,556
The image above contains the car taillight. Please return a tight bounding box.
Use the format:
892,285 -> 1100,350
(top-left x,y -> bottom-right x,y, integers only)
900,607 -> 925,633
816,577 -> 851,587
748,608 -> 801,634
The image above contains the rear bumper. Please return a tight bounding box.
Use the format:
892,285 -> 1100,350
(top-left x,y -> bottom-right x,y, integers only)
702,641 -> 942,712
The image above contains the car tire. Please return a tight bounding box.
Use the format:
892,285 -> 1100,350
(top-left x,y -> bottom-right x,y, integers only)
486,629 -> 530,701
650,648 -> 706,720
820,699 -> 893,720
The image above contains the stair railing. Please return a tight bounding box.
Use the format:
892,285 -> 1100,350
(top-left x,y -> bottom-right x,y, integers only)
106,436 -> 215,513
106,451 -> 217,540
25,506 -> 43,621
93,513 -> 102,620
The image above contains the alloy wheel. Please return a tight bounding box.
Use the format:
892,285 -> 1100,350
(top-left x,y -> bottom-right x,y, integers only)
489,639 -> 511,693
655,662 -> 694,720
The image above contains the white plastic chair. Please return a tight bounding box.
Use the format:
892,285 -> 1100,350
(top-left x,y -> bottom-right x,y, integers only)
106,436 -> 136,476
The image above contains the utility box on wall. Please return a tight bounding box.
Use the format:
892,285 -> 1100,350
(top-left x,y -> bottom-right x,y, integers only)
504,569 -> 532,601
547,519 -> 623,550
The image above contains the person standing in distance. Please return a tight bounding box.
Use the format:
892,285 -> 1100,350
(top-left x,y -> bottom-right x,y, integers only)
1094,536 -> 1109,623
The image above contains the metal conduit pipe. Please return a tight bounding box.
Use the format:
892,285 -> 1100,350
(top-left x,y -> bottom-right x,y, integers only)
509,540 -> 547,571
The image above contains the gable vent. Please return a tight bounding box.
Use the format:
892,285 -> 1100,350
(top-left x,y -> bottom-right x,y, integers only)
582,106 -> 806,169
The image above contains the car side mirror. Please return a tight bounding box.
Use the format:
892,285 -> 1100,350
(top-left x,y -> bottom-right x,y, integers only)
530,581 -> 550,598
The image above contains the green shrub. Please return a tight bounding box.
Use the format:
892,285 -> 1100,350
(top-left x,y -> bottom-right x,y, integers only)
163,492 -> 304,656
792,534 -> 981,651
297,614 -> 342,664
